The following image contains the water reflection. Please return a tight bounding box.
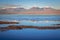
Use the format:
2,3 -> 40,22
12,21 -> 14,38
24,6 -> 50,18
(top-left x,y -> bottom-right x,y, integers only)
0,20 -> 60,32
0,21 -> 19,24
0,25 -> 60,32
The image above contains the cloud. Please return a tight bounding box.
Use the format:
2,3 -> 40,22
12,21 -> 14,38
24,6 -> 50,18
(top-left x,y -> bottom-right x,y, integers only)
0,4 -> 21,8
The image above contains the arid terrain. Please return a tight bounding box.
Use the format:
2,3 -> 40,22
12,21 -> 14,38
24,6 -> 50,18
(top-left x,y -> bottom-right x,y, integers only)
0,7 -> 60,15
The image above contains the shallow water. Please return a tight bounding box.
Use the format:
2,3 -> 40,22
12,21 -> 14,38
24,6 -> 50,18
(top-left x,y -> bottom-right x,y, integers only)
0,14 -> 60,40
0,14 -> 60,27
0,14 -> 60,21
0,29 -> 60,40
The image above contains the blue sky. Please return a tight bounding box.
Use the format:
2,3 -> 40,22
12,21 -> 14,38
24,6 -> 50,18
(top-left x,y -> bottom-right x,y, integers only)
0,0 -> 60,9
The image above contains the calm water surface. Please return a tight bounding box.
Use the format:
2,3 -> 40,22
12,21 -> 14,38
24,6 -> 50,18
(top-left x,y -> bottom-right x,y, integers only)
0,14 -> 60,40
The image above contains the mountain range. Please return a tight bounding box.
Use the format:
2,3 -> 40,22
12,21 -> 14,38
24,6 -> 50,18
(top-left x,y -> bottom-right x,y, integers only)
0,7 -> 60,15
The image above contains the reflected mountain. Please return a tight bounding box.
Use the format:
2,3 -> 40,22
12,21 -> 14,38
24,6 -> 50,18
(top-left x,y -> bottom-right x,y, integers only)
0,21 -> 19,24
0,25 -> 60,32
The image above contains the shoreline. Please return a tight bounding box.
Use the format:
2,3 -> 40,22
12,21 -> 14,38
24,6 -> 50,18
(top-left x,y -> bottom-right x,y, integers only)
0,14 -> 60,15
0,25 -> 60,31
0,21 -> 19,24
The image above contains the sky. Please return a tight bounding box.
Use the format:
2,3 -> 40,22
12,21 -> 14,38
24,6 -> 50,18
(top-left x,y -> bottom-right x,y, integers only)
0,0 -> 60,9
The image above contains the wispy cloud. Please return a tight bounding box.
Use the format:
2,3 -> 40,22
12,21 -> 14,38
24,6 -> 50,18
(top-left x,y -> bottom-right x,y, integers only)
0,4 -> 21,8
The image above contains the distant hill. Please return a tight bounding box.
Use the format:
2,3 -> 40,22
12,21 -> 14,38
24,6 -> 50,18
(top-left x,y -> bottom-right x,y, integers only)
0,7 -> 60,15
